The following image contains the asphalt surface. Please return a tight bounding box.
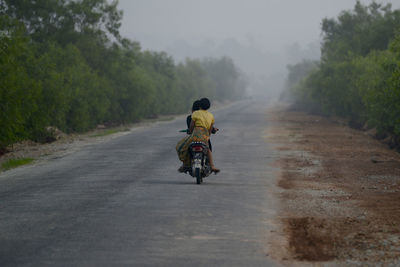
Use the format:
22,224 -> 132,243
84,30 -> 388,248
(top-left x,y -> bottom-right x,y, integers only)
0,100 -> 279,266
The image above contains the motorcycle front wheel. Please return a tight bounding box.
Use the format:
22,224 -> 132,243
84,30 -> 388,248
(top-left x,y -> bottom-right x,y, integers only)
195,168 -> 202,184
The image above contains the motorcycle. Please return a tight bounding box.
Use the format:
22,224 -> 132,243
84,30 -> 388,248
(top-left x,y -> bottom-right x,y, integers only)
179,128 -> 217,184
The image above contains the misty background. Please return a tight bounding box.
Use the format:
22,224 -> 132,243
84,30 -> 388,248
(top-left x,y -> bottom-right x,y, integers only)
118,0 -> 400,97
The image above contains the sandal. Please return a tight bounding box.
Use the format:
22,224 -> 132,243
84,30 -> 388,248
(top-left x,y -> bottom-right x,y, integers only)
212,168 -> 220,174
178,166 -> 185,173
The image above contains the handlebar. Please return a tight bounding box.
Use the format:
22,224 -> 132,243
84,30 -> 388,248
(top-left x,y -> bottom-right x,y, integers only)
179,128 -> 219,134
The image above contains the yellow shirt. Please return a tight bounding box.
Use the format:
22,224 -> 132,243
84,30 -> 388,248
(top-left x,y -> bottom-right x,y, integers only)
192,110 -> 215,130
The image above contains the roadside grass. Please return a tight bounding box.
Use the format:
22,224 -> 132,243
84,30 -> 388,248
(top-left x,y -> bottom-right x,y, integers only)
1,158 -> 34,171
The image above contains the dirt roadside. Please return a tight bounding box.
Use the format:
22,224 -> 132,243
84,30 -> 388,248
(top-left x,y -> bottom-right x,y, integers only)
0,116 -> 179,171
266,104 -> 400,266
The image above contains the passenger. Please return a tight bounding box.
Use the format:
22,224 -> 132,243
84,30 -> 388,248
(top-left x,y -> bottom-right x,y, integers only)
186,100 -> 201,130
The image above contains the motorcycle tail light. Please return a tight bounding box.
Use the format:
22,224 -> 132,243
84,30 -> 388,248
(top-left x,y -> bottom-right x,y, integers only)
192,146 -> 203,152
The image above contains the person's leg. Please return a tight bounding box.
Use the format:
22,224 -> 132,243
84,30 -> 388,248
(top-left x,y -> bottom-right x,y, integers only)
177,136 -> 191,172
178,156 -> 191,172
207,149 -> 220,173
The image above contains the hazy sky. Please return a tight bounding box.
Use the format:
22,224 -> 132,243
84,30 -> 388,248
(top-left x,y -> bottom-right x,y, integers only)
118,0 -> 400,53
117,0 -> 400,93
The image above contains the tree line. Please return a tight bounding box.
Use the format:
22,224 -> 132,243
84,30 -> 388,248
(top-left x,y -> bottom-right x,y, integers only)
285,1 -> 400,145
0,0 -> 246,152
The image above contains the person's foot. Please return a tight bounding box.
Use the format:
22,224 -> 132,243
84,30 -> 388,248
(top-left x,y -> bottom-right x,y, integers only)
211,167 -> 220,174
178,166 -> 190,173
178,166 -> 185,173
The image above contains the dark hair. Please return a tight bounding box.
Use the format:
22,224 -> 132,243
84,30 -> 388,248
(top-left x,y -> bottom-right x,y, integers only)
199,98 -> 211,110
192,100 -> 201,112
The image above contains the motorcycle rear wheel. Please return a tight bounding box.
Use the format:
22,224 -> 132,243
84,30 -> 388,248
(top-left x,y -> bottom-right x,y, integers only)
195,168 -> 202,184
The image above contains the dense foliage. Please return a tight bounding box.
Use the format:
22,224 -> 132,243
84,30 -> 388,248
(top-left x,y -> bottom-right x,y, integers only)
0,0 -> 246,151
286,1 -> 400,138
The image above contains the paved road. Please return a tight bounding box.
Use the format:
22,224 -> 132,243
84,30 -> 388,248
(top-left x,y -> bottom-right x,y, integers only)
0,100 -> 278,266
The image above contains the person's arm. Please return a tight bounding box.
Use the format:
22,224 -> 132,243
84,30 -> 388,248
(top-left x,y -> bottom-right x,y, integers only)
209,123 -> 214,135
209,113 -> 216,135
186,115 -> 192,130
189,120 -> 195,134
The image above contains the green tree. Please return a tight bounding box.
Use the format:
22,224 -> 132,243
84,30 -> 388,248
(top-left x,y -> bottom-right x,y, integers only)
0,1 -> 246,151
3,0 -> 122,45
0,16 -> 40,149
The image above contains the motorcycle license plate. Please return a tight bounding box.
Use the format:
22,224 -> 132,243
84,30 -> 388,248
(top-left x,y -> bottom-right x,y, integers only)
193,158 -> 201,169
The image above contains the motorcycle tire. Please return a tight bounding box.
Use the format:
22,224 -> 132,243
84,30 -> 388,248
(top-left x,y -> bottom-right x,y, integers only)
195,168 -> 202,184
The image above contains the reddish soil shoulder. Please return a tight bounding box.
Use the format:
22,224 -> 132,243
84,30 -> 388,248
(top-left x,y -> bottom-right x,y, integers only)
267,105 -> 400,266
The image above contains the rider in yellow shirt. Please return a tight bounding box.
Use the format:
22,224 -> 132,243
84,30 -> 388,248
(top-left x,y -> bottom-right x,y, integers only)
191,109 -> 215,130
188,98 -> 219,173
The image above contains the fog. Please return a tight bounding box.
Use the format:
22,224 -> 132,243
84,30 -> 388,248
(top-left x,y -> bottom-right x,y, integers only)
118,0 -> 400,97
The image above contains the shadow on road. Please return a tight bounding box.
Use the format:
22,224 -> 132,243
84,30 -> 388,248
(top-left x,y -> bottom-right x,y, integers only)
142,179 -> 195,185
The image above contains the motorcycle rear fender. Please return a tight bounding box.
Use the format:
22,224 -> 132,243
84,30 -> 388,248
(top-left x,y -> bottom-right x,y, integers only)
189,142 -> 208,154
